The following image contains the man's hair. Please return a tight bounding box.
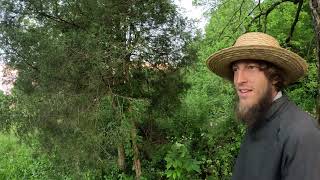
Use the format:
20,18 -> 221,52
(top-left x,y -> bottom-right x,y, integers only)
231,60 -> 285,91
257,61 -> 285,91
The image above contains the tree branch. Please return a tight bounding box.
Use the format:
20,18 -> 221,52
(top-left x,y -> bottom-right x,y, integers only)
309,0 -> 320,124
231,3 -> 260,34
285,0 -> 304,44
247,0 -> 296,30
38,12 -> 84,30
10,47 -> 40,72
258,0 -> 262,30
218,0 -> 246,39
8,46 -> 74,85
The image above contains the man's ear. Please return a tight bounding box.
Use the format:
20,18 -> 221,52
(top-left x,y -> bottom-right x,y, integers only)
271,78 -> 279,85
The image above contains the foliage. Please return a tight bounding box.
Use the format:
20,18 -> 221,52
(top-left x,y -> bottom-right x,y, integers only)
182,0 -> 318,179
0,131 -> 54,179
164,142 -> 200,180
0,0 -> 317,179
0,92 -> 15,131
0,0 -> 196,178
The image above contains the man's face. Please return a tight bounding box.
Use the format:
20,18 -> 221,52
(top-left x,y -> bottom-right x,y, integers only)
232,60 -> 278,126
232,60 -> 276,108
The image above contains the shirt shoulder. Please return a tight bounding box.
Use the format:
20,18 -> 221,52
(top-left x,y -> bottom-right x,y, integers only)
278,100 -> 319,140
276,100 -> 320,179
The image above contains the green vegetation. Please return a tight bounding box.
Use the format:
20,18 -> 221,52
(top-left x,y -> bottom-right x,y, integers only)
0,0 -> 318,179
0,130 -> 54,179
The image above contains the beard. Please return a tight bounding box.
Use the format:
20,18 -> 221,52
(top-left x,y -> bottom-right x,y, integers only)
235,84 -> 273,129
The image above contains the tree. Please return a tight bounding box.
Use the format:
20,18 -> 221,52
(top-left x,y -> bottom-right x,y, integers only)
0,0 -> 196,178
309,0 -> 320,124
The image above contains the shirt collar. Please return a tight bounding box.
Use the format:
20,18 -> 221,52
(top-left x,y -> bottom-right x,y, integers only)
273,91 -> 282,101
266,93 -> 288,122
248,95 -> 288,134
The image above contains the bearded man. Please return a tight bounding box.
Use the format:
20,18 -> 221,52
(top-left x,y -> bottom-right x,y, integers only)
206,32 -> 320,180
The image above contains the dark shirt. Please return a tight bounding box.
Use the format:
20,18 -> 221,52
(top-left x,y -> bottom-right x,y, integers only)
232,96 -> 320,180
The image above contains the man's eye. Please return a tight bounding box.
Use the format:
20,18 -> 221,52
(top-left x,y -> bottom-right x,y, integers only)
247,65 -> 258,70
232,67 -> 238,72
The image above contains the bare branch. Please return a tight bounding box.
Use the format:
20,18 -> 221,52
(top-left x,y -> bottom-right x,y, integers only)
285,0 -> 304,44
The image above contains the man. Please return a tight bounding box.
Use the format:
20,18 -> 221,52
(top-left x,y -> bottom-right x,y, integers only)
206,32 -> 320,180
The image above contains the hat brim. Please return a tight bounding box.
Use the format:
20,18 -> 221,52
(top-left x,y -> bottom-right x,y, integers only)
206,45 -> 308,85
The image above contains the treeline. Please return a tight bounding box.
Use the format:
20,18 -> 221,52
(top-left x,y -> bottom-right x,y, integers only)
0,0 -> 317,179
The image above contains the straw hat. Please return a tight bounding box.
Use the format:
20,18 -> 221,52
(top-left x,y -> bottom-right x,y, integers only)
206,32 -> 308,85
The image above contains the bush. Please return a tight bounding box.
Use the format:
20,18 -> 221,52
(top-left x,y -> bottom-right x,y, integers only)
165,142 -> 201,180
0,132 -> 55,179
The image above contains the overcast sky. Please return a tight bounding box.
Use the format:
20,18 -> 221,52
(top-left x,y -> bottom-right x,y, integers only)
174,0 -> 207,31
175,0 -> 203,18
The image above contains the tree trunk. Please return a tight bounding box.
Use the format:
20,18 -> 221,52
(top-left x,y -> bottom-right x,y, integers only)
111,97 -> 126,171
117,144 -> 126,171
131,121 -> 142,180
309,0 -> 320,125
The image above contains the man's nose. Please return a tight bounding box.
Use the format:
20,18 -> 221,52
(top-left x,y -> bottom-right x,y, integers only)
234,69 -> 248,85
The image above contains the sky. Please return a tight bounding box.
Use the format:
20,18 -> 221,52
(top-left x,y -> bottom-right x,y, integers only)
174,0 -> 207,31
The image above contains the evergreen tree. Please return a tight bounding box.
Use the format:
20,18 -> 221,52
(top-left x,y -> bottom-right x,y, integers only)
0,0 -> 196,178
